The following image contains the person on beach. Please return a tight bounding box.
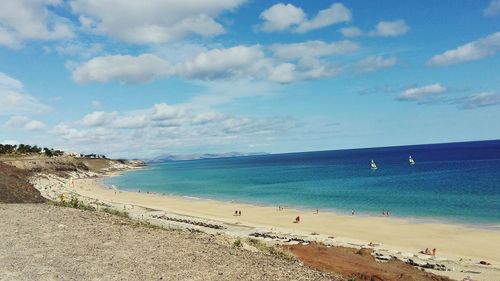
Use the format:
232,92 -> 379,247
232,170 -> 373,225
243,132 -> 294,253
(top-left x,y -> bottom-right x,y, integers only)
234,210 -> 238,216
295,216 -> 300,223
351,209 -> 355,216
315,209 -> 319,214
238,210 -> 241,216
432,248 -> 436,256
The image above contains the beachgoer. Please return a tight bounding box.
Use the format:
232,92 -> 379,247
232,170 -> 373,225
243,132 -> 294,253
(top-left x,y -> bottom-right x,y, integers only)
238,210 -> 241,216
234,210 -> 238,216
424,248 -> 430,254
295,216 -> 300,223
351,209 -> 355,216
387,210 -> 390,216
432,248 -> 436,256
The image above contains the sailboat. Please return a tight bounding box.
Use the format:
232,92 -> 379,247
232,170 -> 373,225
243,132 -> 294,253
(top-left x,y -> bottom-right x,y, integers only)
408,155 -> 415,165
370,160 -> 377,170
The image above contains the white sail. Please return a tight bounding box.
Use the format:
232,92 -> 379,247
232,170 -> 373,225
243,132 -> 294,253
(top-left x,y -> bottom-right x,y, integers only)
370,160 -> 377,169
409,155 -> 415,165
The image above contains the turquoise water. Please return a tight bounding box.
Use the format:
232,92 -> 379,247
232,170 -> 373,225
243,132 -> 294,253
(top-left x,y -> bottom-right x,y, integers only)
106,140 -> 500,226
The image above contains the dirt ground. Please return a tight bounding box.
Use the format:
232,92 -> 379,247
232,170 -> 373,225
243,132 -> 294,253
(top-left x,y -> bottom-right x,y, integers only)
0,162 -> 45,203
0,204 -> 336,281
284,244 -> 453,281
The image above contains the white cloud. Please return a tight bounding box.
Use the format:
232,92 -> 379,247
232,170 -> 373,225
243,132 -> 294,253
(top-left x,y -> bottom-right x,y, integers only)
0,72 -> 51,115
354,55 -> 397,73
0,0 -> 73,48
72,54 -> 172,84
269,63 -> 296,83
257,3 -> 305,32
293,57 -> 341,80
69,0 -> 245,44
178,45 -> 265,80
460,92 -> 500,109
113,114 -> 149,129
484,0 -> 500,17
258,2 -> 351,33
427,32 -> 500,66
24,120 -> 46,130
4,116 -> 46,130
340,26 -> 363,38
398,83 -> 446,102
51,102 -> 296,157
72,44 -> 344,84
0,72 -> 23,89
369,20 -> 409,37
295,3 -> 351,33
82,111 -> 118,126
270,40 -> 359,60
150,103 -> 186,121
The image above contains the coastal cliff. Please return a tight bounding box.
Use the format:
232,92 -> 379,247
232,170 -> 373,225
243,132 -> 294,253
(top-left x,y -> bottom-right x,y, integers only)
0,155 -> 143,203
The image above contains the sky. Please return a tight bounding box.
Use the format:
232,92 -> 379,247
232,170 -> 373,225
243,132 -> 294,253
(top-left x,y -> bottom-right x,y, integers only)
0,0 -> 499,159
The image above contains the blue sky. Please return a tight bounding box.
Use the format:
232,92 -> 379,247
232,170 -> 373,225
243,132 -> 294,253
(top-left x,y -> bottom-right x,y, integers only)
0,0 -> 499,158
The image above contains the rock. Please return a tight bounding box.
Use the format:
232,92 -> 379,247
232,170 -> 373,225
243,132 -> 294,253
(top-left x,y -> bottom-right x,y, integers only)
375,255 -> 391,261
356,248 -> 372,257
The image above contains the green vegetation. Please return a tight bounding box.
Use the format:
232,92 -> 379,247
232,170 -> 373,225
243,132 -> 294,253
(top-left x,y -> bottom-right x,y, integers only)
52,194 -> 96,211
245,238 -> 296,261
102,207 -> 130,218
233,238 -> 242,247
0,143 -> 108,159
0,143 -> 63,157
51,195 -> 173,231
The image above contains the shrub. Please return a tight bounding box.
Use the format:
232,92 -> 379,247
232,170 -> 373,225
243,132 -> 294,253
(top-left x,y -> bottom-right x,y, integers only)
233,238 -> 242,247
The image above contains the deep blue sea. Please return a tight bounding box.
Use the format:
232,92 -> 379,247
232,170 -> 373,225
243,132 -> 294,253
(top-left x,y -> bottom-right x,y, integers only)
106,140 -> 500,226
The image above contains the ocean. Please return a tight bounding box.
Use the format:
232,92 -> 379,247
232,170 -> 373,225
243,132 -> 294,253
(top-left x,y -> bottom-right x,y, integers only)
106,140 -> 500,226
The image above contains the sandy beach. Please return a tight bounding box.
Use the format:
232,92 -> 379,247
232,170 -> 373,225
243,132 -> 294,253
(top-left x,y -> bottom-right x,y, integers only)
30,170 -> 500,281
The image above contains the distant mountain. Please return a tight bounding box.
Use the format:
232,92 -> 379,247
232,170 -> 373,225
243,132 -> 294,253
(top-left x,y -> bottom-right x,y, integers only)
149,152 -> 268,162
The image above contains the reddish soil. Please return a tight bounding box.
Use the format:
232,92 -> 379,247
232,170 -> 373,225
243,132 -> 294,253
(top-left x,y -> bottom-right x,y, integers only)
283,243 -> 453,281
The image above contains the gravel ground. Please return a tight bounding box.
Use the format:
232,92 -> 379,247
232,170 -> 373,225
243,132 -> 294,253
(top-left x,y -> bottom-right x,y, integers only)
0,204 -> 337,281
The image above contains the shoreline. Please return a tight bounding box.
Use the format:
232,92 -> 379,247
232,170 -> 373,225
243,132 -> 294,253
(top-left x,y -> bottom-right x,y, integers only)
103,176 -> 500,232
32,170 -> 500,281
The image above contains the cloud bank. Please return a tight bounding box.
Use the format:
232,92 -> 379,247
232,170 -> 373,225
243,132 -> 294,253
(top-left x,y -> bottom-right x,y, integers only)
428,32 -> 500,66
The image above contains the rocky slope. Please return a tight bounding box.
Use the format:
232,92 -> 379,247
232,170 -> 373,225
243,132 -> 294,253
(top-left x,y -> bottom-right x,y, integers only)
0,156 -> 143,203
